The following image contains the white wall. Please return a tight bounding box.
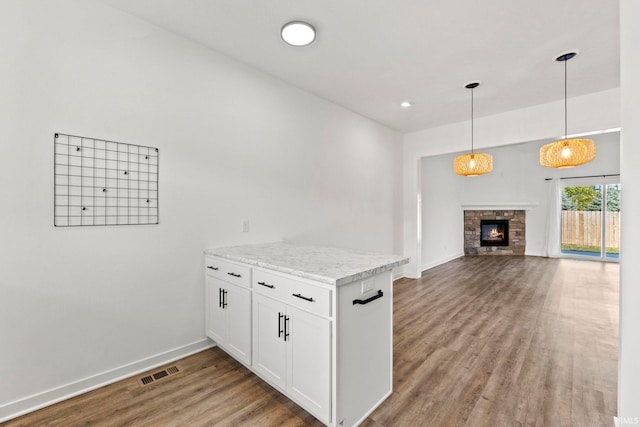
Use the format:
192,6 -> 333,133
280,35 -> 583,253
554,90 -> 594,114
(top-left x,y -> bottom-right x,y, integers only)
420,132 -> 620,270
0,0 -> 402,420
403,88 -> 620,278
619,0 -> 640,419
420,153 -> 464,268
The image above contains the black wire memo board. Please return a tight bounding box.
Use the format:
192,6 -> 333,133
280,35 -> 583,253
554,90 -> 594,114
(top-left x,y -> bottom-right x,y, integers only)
54,133 -> 159,227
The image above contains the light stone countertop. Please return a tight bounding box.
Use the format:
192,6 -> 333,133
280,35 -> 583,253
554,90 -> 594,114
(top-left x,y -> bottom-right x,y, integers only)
204,242 -> 409,286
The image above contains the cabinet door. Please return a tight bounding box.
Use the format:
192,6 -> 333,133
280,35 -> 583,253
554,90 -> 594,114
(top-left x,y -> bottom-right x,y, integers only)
225,283 -> 252,365
252,294 -> 287,389
206,276 -> 226,345
286,305 -> 331,423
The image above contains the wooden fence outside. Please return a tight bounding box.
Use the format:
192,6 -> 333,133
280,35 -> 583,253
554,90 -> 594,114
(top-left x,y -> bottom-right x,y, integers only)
561,210 -> 620,248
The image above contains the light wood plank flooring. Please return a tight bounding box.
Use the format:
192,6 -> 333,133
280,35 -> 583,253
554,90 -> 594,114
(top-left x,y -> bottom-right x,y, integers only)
6,256 -> 618,426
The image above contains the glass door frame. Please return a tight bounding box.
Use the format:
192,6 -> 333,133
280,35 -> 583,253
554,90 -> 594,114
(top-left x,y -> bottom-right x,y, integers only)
559,176 -> 620,263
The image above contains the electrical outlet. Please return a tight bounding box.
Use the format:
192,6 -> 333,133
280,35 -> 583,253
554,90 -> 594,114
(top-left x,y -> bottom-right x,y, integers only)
361,279 -> 374,294
242,220 -> 250,232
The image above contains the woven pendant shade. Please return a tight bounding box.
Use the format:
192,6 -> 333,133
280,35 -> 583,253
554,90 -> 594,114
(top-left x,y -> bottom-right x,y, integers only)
539,138 -> 596,168
540,52 -> 596,168
453,152 -> 493,176
454,81 -> 493,176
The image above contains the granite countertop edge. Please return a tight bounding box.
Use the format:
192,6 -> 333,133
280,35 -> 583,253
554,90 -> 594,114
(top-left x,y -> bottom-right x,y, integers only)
204,243 -> 410,286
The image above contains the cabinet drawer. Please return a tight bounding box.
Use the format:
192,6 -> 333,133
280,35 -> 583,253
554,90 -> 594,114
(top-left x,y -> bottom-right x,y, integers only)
205,256 -> 251,289
253,269 -> 332,317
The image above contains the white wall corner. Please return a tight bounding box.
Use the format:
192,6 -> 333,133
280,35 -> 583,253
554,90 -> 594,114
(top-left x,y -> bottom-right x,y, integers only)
402,155 -> 422,278
392,269 -> 407,281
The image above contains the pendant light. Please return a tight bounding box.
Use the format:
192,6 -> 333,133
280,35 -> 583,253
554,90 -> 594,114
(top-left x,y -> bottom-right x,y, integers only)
453,82 -> 493,176
539,52 -> 596,168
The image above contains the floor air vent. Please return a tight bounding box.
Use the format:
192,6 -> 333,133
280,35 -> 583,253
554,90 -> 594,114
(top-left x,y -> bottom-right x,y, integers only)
137,365 -> 180,387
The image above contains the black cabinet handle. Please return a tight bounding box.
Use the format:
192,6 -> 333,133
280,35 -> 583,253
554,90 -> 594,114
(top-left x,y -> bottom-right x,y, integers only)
278,312 -> 284,338
257,281 -> 274,289
292,293 -> 314,302
353,290 -> 384,305
222,289 -> 228,308
227,272 -> 242,278
218,288 -> 223,308
207,266 -> 219,271
284,315 -> 290,341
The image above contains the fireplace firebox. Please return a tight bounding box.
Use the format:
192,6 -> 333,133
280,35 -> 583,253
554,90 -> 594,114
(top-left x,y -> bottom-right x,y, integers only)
480,219 -> 509,246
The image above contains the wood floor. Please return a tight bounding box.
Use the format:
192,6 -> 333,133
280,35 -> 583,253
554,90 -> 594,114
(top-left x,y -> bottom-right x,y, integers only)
6,256 -> 618,427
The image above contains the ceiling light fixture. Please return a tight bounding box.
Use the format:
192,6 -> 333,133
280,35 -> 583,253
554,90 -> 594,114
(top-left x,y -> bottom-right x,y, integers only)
400,101 -> 412,108
281,21 -> 316,47
539,52 -> 596,168
453,82 -> 493,177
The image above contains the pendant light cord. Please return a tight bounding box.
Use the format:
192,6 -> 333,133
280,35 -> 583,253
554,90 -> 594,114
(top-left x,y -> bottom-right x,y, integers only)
564,58 -> 568,139
471,87 -> 474,153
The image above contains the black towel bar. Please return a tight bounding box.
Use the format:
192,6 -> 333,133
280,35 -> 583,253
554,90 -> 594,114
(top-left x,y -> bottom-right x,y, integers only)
353,290 -> 384,305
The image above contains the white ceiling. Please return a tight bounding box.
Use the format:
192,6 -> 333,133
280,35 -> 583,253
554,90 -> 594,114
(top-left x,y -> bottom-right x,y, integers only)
99,0 -> 620,133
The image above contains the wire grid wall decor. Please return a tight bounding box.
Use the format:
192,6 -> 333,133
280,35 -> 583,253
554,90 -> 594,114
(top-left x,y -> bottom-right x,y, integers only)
54,133 -> 159,227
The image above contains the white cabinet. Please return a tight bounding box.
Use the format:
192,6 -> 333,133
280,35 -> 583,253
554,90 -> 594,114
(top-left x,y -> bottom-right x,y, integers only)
204,247 -> 403,427
286,304 -> 331,421
252,293 -> 287,388
205,276 -> 251,366
206,276 -> 226,344
252,293 -> 331,423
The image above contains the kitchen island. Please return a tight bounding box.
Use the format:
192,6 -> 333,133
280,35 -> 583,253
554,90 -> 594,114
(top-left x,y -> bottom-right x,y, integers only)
203,242 -> 408,427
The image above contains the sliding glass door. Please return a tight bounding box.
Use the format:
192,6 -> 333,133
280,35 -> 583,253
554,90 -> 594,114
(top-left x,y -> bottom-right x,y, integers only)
561,178 -> 620,261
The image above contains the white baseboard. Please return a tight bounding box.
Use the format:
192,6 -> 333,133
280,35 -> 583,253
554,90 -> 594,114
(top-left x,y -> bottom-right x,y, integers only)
0,338 -> 215,423
392,270 -> 405,281
391,253 -> 465,281
421,252 -> 465,273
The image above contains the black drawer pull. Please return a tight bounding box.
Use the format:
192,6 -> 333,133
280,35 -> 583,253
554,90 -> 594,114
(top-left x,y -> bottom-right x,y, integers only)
207,266 -> 219,270
292,293 -> 314,302
353,290 -> 384,305
227,272 -> 242,278
257,281 -> 274,289
278,312 -> 284,338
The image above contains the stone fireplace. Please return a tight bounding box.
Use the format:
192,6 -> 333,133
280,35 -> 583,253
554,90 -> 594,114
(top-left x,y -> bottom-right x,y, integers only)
464,210 -> 525,255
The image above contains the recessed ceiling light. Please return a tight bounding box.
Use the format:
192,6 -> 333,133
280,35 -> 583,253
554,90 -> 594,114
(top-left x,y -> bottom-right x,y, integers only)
281,21 -> 316,47
400,101 -> 412,108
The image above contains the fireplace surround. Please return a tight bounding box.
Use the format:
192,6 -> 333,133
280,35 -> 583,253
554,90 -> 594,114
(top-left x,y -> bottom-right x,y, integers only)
464,210 -> 525,255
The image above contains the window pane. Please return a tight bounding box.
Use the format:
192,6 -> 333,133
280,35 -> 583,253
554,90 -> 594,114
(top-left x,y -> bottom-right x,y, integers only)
561,185 -> 602,258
